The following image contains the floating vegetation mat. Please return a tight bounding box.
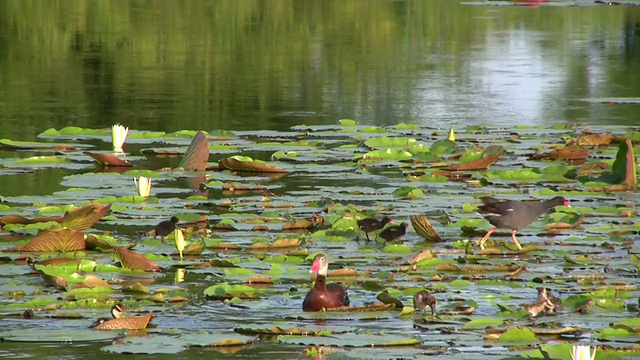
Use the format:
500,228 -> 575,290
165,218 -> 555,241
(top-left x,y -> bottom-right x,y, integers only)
0,121 -> 638,359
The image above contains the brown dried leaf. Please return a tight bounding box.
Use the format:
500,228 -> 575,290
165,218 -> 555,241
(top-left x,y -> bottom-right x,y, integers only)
1,215 -> 32,225
327,268 -> 360,277
529,148 -> 589,161
93,314 -> 153,330
622,138 -> 637,188
443,151 -> 501,171
282,219 -> 314,230
179,131 -> 209,171
83,151 -> 133,167
71,274 -> 112,289
21,229 -> 86,252
244,274 -> 274,284
328,303 -> 395,312
33,257 -> 80,268
435,263 -> 460,271
62,203 -> 112,231
85,234 -> 114,250
37,272 -> 68,289
410,215 -> 442,242
569,133 -> 624,146
114,246 -> 161,272
219,157 -> 288,173
406,249 -> 435,265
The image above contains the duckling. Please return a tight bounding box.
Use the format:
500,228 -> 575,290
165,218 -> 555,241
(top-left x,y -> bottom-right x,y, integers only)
413,291 -> 437,316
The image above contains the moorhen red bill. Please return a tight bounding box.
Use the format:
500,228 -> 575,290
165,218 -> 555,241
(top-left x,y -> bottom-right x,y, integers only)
379,222 -> 409,241
357,216 -> 393,241
478,196 -> 569,250
302,253 -> 350,311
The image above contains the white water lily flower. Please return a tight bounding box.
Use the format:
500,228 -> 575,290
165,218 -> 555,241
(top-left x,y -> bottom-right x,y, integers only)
570,345 -> 596,360
174,228 -> 185,260
134,176 -> 151,198
111,124 -> 129,152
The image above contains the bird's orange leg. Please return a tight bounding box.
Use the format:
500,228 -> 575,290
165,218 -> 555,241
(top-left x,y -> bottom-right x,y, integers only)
511,230 -> 523,250
479,227 -> 497,249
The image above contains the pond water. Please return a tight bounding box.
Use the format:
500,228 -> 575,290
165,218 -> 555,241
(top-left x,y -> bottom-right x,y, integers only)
0,1 -> 640,359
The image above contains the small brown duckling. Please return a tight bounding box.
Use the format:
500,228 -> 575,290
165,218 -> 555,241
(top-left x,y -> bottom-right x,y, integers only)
413,291 -> 437,316
537,287 -> 561,307
523,297 -> 554,317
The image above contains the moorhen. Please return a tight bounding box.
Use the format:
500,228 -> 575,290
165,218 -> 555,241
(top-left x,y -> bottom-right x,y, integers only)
380,222 -> 409,241
478,196 -> 569,250
302,253 -> 350,311
154,216 -> 180,239
357,216 -> 393,241
413,291 -> 437,316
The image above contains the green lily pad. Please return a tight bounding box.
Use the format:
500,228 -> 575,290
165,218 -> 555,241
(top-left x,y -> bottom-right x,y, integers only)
462,318 -> 503,329
0,328 -> 120,342
497,327 -> 539,343
102,335 -> 186,354
277,333 -> 419,347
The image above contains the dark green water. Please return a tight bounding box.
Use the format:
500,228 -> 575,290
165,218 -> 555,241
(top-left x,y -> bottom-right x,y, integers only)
0,0 -> 639,141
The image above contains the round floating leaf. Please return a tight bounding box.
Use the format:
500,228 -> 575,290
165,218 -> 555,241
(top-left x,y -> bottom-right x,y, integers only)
181,332 -> 257,347
0,329 -> 119,342
363,137 -> 417,149
462,318 -> 504,330
102,335 -> 186,354
497,327 -> 539,343
430,140 -> 457,155
0,139 -> 77,151
219,156 -> 287,173
277,333 -> 419,347
360,148 -> 413,162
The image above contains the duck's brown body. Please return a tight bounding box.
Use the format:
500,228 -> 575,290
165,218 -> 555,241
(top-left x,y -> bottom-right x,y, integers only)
302,254 -> 350,311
